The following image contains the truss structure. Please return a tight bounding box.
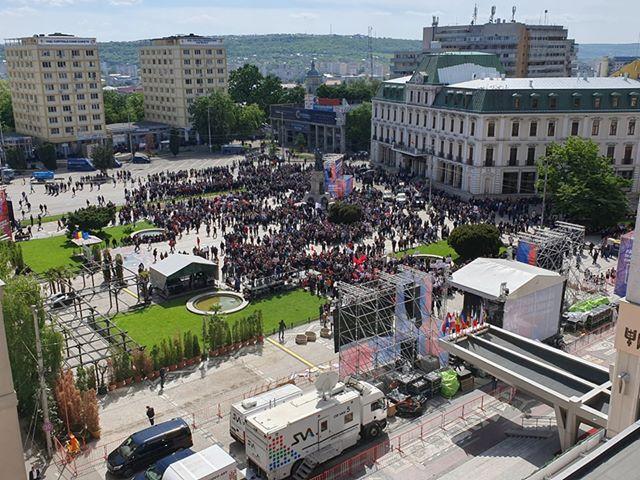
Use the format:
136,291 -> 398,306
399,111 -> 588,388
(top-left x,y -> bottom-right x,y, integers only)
518,221 -> 585,273
334,267 -> 434,383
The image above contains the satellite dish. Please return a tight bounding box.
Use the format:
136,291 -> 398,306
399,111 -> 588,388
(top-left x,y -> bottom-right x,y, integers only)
315,371 -> 339,396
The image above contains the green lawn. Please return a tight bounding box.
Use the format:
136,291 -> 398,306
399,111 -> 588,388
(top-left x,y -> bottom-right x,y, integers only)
114,289 -> 326,349
20,212 -> 67,227
21,221 -> 154,274
395,240 -> 460,261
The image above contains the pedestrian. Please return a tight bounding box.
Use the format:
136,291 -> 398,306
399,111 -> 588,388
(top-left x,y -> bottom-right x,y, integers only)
159,367 -> 167,389
28,464 -> 42,480
593,249 -> 599,265
491,376 -> 498,391
146,405 -> 155,426
278,319 -> 286,342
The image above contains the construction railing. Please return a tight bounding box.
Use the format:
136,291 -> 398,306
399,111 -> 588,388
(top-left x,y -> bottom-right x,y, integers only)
310,386 -> 517,480
564,321 -> 616,355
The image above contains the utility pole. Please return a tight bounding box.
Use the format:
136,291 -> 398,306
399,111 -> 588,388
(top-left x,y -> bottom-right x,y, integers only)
541,162 -> 548,226
207,106 -> 213,153
280,111 -> 285,161
127,111 -> 134,158
32,305 -> 52,457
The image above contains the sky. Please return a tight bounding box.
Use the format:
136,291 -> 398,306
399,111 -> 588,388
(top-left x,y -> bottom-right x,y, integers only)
0,0 -> 638,44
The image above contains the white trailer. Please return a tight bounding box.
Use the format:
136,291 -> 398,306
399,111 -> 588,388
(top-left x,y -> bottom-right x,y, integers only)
162,444 -> 237,480
245,374 -> 387,480
230,383 -> 303,444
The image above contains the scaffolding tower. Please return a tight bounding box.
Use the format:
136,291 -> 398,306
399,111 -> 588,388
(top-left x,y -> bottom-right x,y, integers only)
518,221 -> 585,273
334,267 -> 434,383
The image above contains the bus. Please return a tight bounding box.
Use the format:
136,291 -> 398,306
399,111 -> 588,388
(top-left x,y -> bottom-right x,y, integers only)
67,157 -> 96,171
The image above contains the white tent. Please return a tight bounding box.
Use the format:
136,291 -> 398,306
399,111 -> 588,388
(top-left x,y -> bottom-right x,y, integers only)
149,254 -> 218,294
450,258 -> 565,340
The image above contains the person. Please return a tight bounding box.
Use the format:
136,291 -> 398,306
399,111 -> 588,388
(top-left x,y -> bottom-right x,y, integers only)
159,367 -> 167,389
278,319 -> 286,342
146,405 -> 155,426
28,464 -> 42,480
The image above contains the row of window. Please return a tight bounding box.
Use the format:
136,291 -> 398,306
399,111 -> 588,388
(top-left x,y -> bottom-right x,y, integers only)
485,144 -> 634,166
43,82 -> 99,91
5,48 -> 94,58
42,72 -> 97,80
46,93 -> 100,102
488,118 -> 637,138
49,124 -> 101,135
48,114 -> 102,123
446,91 -> 639,110
140,48 -> 224,56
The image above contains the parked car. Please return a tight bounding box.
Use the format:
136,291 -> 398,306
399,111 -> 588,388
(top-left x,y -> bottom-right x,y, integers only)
31,170 -> 55,182
1,167 -> 16,182
133,448 -> 195,480
106,418 -> 193,477
46,292 -> 76,309
112,158 -> 123,168
132,154 -> 151,164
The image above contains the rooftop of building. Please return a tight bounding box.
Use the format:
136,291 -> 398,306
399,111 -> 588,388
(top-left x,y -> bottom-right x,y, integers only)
147,33 -> 223,45
5,33 -> 96,46
448,76 -> 640,91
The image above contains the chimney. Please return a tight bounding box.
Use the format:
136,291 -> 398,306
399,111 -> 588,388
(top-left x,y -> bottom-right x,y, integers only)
529,80 -> 533,88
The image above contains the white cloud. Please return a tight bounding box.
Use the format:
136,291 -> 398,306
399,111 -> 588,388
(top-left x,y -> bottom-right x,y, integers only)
108,0 -> 142,5
0,6 -> 37,17
289,12 -> 319,20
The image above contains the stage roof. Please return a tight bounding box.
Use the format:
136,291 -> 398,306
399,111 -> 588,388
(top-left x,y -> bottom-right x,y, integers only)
149,254 -> 217,290
450,258 -> 563,301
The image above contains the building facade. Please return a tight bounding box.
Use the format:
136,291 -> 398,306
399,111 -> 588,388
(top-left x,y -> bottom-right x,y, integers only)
611,59 -> 640,81
598,56 -> 639,77
4,34 -> 106,155
372,53 -> 640,197
140,34 -> 228,131
391,21 -> 576,78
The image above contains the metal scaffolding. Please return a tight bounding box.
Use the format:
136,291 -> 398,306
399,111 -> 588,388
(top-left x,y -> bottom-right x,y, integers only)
518,221 -> 585,273
334,267 -> 433,383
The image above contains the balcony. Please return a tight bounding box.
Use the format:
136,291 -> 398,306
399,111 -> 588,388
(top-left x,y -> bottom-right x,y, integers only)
391,142 -> 432,157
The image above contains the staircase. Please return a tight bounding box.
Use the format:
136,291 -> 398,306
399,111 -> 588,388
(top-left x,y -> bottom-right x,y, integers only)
291,457 -> 319,480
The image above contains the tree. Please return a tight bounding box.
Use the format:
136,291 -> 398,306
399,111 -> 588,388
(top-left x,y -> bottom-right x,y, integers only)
91,141 -> 114,174
103,90 -> 144,124
294,133 -> 306,152
5,147 -> 26,170
169,128 -> 181,156
346,102 -> 371,152
3,275 -> 63,416
448,224 -> 502,261
229,64 -> 263,105
36,143 -> 57,170
255,75 -> 284,113
189,91 -> 239,147
328,202 -> 363,224
537,137 -> 630,231
280,85 -> 306,105
67,205 -> 116,233
237,104 -> 265,140
316,79 -> 380,103
0,80 -> 14,130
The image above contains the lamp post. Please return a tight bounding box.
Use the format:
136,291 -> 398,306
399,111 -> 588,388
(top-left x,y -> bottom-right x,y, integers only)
207,106 -> 212,153
0,122 -> 5,185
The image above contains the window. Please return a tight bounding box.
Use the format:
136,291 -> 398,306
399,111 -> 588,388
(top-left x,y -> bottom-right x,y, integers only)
511,121 -> 519,137
320,421 -> 327,432
629,119 -> 636,135
618,170 -> 634,180
468,146 -> 474,164
612,95 -> 620,108
46,95 -> 55,102
459,120 -> 464,134
520,172 -> 536,194
470,122 -> 475,136
502,172 -> 519,194
50,128 -> 59,135
450,118 -> 454,132
529,121 -> 538,137
573,96 -> 581,108
571,121 -> 579,136
47,106 -> 57,113
607,145 -> 616,160
513,96 -> 521,109
485,147 -> 494,166
48,117 -> 58,124
632,96 -> 639,108
441,117 -> 445,130
509,147 -> 518,166
547,121 -> 556,137
344,412 -> 354,424
531,96 -> 539,109
526,147 -> 536,166
624,145 -> 633,164
432,116 -> 436,129
61,94 -> 70,101
591,120 -> 600,136
85,49 -> 94,56
610,120 -> 618,136
93,125 -> 102,131
42,61 -> 51,68
371,400 -> 384,412
594,96 -> 601,109
487,121 -> 495,137
549,96 -> 558,109
63,116 -> 72,122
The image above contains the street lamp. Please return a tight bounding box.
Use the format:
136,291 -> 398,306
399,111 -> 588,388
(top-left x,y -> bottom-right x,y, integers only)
207,106 -> 212,153
0,122 -> 5,185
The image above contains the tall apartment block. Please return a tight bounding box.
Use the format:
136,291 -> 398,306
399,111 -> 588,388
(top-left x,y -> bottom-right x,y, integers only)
4,34 -> 106,155
140,34 -> 228,131
391,20 -> 576,78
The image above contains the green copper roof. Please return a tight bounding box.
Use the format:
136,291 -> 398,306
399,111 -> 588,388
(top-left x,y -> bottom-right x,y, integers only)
411,52 -> 505,85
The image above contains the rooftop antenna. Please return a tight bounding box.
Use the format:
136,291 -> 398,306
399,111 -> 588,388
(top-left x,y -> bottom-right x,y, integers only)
544,9 -> 548,25
511,6 -> 517,22
489,5 -> 496,24
432,16 -> 439,41
472,4 -> 478,25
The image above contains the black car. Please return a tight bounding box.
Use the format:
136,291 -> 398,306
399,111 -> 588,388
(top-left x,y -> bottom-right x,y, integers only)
106,418 -> 193,477
132,154 -> 151,164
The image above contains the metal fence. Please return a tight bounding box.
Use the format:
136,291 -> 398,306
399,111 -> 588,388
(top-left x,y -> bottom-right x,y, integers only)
564,321 -> 616,355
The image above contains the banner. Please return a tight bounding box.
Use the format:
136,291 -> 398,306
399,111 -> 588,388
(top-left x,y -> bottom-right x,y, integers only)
0,190 -> 12,240
516,240 -> 538,266
615,232 -> 634,297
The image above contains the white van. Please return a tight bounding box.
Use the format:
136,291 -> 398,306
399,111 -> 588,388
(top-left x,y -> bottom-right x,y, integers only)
230,383 -> 303,444
162,444 -> 236,480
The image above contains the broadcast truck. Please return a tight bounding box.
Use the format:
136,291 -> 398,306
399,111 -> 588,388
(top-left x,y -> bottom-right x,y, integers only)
230,383 -> 303,444
245,373 -> 387,480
